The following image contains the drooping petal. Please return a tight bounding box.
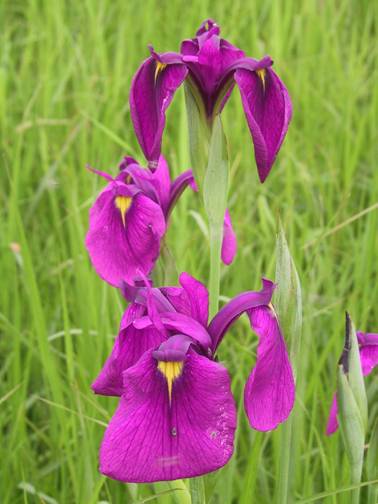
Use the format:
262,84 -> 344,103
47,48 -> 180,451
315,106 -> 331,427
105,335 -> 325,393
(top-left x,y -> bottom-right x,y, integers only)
208,278 -> 275,352
91,303 -> 167,396
85,185 -> 166,286
130,57 -> 187,163
244,305 -> 295,431
235,63 -> 292,182
221,209 -> 237,265
99,349 -> 236,482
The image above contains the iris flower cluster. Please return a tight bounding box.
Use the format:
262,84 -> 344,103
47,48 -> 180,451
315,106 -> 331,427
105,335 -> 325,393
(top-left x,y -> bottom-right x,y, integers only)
86,20 -> 295,482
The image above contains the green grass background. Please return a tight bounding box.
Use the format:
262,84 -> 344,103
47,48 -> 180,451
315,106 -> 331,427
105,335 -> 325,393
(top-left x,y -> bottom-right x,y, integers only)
1,0 -> 377,502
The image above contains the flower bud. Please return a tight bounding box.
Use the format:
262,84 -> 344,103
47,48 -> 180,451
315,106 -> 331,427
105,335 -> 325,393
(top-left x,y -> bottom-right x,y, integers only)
337,313 -> 367,483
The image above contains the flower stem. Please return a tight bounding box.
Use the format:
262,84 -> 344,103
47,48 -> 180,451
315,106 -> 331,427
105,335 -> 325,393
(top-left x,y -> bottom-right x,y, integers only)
189,477 -> 206,504
277,416 -> 294,503
208,225 -> 222,318
350,463 -> 363,504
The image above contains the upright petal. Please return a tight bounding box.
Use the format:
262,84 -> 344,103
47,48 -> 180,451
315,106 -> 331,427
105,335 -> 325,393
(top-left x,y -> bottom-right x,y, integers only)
235,63 -> 292,182
221,209 -> 237,265
167,169 -> 195,217
134,311 -> 212,353
244,305 -> 295,431
85,187 -> 166,286
91,303 -> 166,396
99,349 -> 236,482
161,272 -> 209,327
208,278 -> 275,352
130,57 -> 187,163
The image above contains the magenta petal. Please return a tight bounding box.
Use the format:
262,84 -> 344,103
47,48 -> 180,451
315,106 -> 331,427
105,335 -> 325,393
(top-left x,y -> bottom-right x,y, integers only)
359,345 -> 378,376
235,65 -> 292,182
326,394 -> 339,435
221,209 -> 237,265
130,57 -> 187,163
209,278 -> 275,352
161,273 -> 209,326
91,303 -> 166,396
153,334 -> 194,361
167,169 -> 195,217
179,272 -> 209,326
244,306 -> 295,431
99,349 -> 236,482
85,186 -> 166,286
134,312 -> 212,352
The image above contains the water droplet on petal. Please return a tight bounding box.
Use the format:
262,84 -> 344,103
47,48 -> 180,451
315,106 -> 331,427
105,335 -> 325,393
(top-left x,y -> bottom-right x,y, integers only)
171,427 -> 177,436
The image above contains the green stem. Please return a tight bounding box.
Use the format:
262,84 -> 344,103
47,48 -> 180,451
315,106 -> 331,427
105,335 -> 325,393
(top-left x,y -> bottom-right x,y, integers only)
350,463 -> 363,504
367,484 -> 378,504
189,476 -> 206,504
208,225 -> 222,318
277,415 -> 294,504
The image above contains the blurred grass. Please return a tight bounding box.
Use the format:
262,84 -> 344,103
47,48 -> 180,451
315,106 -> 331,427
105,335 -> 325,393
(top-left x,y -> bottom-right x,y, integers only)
1,0 -> 377,502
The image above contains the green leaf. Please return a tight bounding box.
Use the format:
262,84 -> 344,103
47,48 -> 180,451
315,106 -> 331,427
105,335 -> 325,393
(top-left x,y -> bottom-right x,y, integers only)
275,222 -> 302,371
184,81 -> 211,191
189,477 -> 206,504
366,419 -> 378,504
202,115 -> 229,317
203,115 -> 228,229
366,418 -> 378,482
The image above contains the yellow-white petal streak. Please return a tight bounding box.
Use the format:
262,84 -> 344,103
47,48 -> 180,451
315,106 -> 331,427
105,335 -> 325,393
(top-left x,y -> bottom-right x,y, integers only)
157,361 -> 183,405
114,196 -> 132,227
155,61 -> 167,82
256,68 -> 266,92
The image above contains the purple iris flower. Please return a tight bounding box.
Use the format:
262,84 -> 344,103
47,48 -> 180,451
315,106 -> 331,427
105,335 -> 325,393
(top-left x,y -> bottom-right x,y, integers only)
96,273 -> 295,482
85,155 -> 195,287
86,155 -> 237,287
326,331 -> 378,435
130,19 -> 292,182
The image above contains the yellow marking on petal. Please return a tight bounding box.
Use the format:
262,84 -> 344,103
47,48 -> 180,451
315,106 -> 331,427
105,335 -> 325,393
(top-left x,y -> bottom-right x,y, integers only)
257,68 -> 266,92
205,21 -> 209,30
157,361 -> 183,405
268,302 -> 278,317
155,61 -> 167,82
114,195 -> 132,227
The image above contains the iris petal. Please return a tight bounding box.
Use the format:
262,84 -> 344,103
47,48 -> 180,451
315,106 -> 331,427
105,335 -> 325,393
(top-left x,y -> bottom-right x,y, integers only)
91,303 -> 166,396
130,57 -> 187,163
85,185 -> 166,286
99,349 -> 236,482
244,305 -> 295,431
221,209 -> 237,265
235,64 -> 292,182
